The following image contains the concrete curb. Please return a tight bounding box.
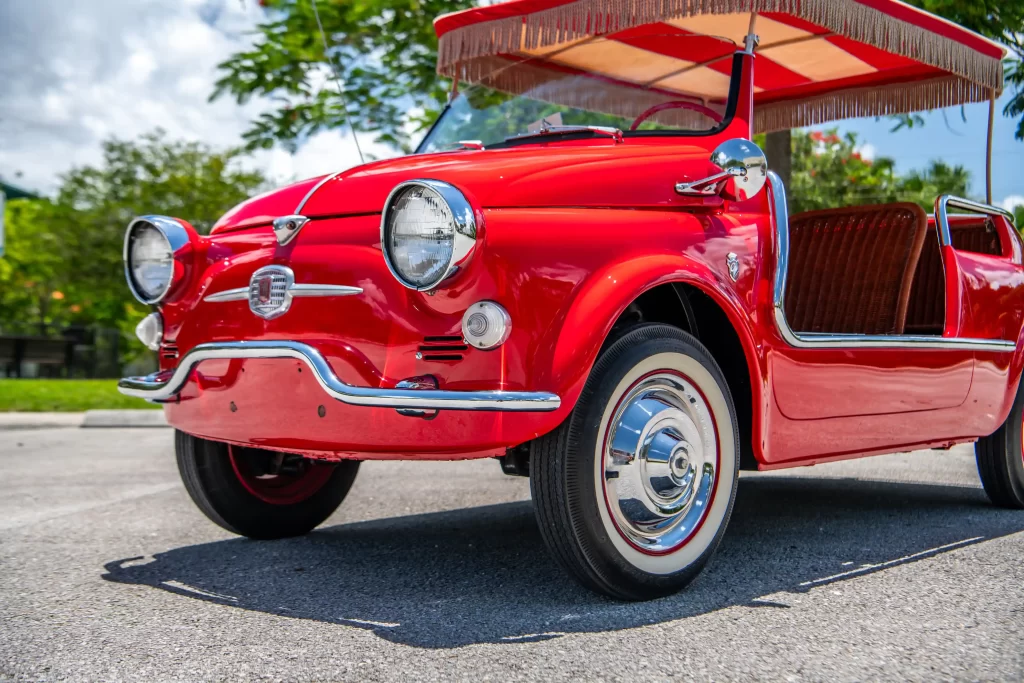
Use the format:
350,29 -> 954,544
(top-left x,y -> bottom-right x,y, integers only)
81,410 -> 169,428
0,413 -> 85,431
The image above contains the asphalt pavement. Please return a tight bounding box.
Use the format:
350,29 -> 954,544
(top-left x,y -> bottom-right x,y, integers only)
1,426 -> 1022,681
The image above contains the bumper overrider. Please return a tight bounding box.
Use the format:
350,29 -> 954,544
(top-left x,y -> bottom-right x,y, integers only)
117,340 -> 562,412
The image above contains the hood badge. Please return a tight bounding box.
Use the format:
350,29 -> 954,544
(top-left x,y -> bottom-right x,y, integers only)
249,266 -> 294,319
272,214 -> 309,245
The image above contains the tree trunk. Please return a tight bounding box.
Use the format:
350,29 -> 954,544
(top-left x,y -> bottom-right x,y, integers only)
765,129 -> 792,189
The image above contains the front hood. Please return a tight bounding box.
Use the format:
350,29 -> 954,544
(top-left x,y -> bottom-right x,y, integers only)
212,138 -> 719,234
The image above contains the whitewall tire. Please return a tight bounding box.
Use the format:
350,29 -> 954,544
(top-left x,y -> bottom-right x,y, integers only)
531,324 -> 739,600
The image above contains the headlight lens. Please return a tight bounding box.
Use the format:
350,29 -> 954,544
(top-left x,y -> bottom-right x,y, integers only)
128,224 -> 174,300
123,216 -> 193,304
382,180 -> 476,291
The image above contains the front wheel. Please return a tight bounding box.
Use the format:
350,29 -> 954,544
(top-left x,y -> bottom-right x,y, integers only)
975,381 -> 1024,509
531,324 -> 739,600
175,431 -> 360,539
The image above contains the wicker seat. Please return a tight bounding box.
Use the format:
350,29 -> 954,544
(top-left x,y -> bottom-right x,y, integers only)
784,203 -> 928,335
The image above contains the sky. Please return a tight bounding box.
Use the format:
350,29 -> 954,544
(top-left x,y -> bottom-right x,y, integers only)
0,0 -> 1022,213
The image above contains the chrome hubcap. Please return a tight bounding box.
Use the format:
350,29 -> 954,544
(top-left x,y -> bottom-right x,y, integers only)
603,373 -> 717,553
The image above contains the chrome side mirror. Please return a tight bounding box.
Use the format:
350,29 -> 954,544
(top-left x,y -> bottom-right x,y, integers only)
675,138 -> 768,201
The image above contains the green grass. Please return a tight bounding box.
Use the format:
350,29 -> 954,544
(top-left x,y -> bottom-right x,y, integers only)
0,379 -> 161,412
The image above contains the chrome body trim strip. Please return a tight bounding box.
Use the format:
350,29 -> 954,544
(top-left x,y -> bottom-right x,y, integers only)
204,282 -> 363,303
204,287 -> 249,302
295,171 -> 342,214
934,194 -> 1015,245
768,172 -> 1015,353
117,340 -> 561,411
289,284 -> 364,297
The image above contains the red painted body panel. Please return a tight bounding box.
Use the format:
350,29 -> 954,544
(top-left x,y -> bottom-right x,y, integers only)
154,52 -> 1023,467
212,177 -> 323,233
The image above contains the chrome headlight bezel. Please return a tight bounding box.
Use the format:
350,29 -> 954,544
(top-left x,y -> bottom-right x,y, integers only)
123,215 -> 192,305
380,179 -> 477,292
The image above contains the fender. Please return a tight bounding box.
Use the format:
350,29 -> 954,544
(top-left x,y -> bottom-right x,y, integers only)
992,324 -> 1024,430
538,251 -> 766,452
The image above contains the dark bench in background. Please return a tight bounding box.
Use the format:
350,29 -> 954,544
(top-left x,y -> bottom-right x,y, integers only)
0,335 -> 76,377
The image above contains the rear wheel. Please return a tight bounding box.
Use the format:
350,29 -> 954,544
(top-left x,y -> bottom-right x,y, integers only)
175,430 -> 360,539
975,382 -> 1024,509
531,324 -> 739,600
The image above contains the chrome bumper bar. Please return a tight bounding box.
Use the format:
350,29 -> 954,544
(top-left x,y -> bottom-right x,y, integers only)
117,340 -> 562,412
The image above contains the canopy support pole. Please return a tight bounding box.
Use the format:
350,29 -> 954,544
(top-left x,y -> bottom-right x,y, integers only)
986,92 -> 995,205
745,12 -> 758,53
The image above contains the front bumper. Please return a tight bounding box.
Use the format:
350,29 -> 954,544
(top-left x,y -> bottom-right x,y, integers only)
118,340 -> 561,412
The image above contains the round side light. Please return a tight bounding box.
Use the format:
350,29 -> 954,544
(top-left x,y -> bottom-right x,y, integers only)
135,312 -> 163,351
461,301 -> 511,350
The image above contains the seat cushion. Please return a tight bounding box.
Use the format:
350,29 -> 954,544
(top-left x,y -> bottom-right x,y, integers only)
785,203 -> 928,335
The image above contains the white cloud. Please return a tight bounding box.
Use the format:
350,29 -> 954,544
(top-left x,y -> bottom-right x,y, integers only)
0,0 -> 386,195
251,131 -> 399,185
1002,195 -> 1024,212
855,143 -> 876,161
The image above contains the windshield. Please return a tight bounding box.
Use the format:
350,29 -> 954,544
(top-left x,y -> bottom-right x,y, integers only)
418,48 -> 740,153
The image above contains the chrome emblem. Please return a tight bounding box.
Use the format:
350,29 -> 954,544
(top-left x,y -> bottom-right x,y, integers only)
248,265 -> 294,319
726,252 -> 740,281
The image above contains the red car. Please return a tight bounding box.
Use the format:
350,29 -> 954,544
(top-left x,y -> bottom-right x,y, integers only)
120,0 -> 1022,600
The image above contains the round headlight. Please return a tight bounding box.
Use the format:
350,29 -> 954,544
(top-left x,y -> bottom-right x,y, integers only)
123,216 -> 192,304
381,180 -> 477,291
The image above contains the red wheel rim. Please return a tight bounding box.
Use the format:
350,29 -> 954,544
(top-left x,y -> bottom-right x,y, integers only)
228,445 -> 334,505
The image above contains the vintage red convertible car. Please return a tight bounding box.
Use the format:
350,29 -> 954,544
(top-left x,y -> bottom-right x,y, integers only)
119,0 -> 1022,599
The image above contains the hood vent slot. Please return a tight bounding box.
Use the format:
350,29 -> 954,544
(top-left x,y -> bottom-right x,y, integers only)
418,336 -> 468,362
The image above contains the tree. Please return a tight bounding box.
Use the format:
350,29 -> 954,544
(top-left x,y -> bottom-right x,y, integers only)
0,131 -> 268,341
212,0 -> 464,152
776,129 -> 970,215
903,0 -> 1024,139
216,0 -> 1024,155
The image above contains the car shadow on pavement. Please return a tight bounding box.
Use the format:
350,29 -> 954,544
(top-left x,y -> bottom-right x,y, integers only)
101,476 -> 1024,649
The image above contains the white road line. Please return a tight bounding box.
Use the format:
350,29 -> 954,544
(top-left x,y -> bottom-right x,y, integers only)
798,536 -> 985,587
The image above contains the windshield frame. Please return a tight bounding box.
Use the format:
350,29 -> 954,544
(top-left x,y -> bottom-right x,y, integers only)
414,52 -> 744,154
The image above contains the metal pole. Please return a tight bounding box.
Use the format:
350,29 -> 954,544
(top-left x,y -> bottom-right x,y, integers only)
986,93 -> 995,205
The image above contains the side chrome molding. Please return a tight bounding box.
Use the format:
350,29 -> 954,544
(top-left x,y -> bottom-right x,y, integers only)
117,340 -> 561,412
204,284 -> 362,303
934,194 -> 1015,246
767,171 -> 1015,352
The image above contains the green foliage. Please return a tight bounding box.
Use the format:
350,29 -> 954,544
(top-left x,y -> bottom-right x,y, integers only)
0,199 -> 75,336
902,0 -> 1024,139
777,129 -> 970,214
0,131 -> 268,346
217,0 -> 1024,151
0,379 -> 160,412
211,0 -> 469,152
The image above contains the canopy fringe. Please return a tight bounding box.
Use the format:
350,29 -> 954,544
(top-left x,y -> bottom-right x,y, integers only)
754,76 -> 993,132
437,0 -> 1004,93
445,56 -> 990,134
